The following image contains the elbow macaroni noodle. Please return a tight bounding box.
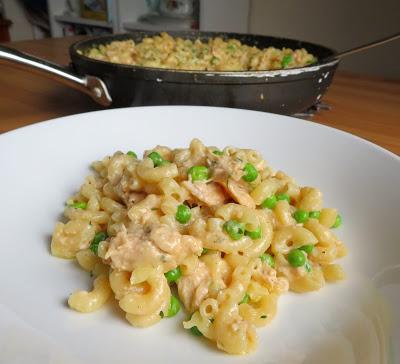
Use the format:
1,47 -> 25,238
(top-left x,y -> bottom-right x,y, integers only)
51,139 -> 348,355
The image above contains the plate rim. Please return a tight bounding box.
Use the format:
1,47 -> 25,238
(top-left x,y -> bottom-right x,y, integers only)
1,106 -> 399,164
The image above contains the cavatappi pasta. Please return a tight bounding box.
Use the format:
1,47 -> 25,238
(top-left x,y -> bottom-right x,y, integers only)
51,139 -> 347,355
83,32 -> 316,71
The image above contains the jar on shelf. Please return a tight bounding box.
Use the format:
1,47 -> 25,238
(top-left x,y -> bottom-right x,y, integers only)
159,0 -> 194,18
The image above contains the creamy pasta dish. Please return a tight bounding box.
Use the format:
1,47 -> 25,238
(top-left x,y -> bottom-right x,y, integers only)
51,139 -> 347,355
84,32 -> 316,71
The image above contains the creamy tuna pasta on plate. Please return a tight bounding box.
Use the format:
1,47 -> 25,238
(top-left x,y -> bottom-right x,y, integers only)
83,32 -> 316,71
51,139 -> 347,355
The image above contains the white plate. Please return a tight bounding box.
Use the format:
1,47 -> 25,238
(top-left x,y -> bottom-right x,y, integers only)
0,106 -> 399,364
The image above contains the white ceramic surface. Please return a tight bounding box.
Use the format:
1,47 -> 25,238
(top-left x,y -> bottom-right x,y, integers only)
0,106 -> 399,364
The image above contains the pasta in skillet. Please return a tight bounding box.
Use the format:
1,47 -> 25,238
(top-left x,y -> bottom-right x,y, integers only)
84,32 -> 316,71
51,139 -> 347,355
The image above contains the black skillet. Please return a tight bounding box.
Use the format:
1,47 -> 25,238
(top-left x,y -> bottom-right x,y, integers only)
0,30 -> 398,115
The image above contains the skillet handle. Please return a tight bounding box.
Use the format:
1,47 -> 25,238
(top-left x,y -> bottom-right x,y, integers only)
0,45 -> 112,107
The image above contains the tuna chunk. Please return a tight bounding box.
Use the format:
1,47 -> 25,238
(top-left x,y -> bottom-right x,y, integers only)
182,181 -> 226,207
211,155 -> 245,182
178,261 -> 211,312
105,225 -> 202,272
226,179 -> 255,208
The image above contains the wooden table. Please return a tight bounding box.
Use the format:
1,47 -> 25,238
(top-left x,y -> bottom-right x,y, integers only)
1,36 -> 399,155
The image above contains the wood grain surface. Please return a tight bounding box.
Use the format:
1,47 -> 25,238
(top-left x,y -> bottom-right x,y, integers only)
0,36 -> 399,155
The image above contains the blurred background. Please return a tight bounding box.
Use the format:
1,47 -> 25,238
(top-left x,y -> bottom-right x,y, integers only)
0,0 -> 399,78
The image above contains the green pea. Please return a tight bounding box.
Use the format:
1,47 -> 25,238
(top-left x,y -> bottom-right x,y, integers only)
213,150 -> 223,156
211,56 -> 220,65
281,54 -> 293,68
239,293 -> 250,305
293,209 -> 309,223
188,166 -> 209,181
242,163 -> 258,182
260,253 -> 275,268
68,201 -> 87,209
127,151 -> 137,159
261,195 -> 277,209
332,214 -> 342,228
164,267 -> 182,283
276,193 -> 291,203
305,261 -> 312,273
166,295 -> 181,317
90,231 -> 108,255
299,244 -> 314,254
201,248 -> 209,255
245,226 -> 262,240
148,151 -> 165,167
223,220 -> 245,240
287,249 -> 306,267
190,326 -> 203,336
309,211 -> 321,219
175,204 -> 191,224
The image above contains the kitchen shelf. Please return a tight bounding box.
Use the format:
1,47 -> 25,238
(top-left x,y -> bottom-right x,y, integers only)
54,15 -> 113,29
123,21 -> 192,32
48,1 -> 249,38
